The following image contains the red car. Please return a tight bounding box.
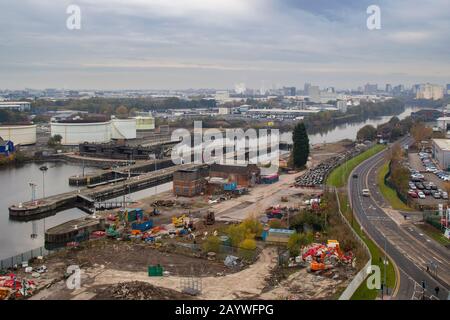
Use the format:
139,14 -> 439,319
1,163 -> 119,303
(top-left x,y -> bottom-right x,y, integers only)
408,190 -> 418,198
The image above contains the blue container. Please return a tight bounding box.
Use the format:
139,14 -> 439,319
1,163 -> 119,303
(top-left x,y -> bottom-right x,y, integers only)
224,182 -> 237,191
132,220 -> 153,232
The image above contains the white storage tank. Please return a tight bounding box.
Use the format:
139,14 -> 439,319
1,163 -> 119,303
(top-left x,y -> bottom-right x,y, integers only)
110,118 -> 136,140
134,116 -> 155,131
51,121 -> 111,145
0,124 -> 37,145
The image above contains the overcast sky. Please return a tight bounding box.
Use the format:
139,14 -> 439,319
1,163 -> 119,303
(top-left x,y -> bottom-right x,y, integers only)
1,0 -> 449,90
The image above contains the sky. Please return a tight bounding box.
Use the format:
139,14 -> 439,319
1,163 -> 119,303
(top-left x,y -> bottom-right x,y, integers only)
0,0 -> 449,90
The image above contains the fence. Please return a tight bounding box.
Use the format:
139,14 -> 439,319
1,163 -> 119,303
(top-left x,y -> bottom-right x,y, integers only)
329,187 -> 372,300
0,246 -> 60,271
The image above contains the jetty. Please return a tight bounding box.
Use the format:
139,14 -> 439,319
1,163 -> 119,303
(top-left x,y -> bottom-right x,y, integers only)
9,163 -> 206,219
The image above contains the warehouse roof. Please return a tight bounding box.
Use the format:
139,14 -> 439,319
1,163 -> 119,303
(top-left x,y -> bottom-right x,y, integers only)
433,139 -> 450,151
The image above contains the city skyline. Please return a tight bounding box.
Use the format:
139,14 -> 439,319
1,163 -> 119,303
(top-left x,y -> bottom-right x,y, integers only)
0,0 -> 449,90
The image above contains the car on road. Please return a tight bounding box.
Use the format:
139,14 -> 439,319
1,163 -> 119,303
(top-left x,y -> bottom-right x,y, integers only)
417,191 -> 426,199
352,174 -> 358,179
362,189 -> 370,197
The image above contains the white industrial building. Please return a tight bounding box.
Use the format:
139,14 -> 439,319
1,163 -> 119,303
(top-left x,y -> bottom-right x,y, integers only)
51,118 -> 137,145
0,124 -> 37,145
0,101 -> 31,111
432,139 -> 450,170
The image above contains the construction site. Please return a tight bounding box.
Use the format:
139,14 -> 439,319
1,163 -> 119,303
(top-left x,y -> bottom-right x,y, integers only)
0,140 -> 365,301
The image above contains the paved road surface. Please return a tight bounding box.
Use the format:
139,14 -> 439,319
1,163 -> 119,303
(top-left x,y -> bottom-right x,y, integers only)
349,138 -> 450,300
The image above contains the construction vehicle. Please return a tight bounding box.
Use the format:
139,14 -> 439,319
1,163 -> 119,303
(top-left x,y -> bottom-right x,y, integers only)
204,211 -> 215,225
172,214 -> 186,228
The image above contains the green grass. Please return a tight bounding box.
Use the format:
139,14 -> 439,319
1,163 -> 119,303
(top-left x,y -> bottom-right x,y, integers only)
325,143 -> 397,300
377,161 -> 412,211
416,223 -> 450,247
327,144 -> 386,188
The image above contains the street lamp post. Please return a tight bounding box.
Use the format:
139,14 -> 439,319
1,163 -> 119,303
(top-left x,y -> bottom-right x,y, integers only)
39,165 -> 48,198
39,165 -> 48,231
29,182 -> 38,239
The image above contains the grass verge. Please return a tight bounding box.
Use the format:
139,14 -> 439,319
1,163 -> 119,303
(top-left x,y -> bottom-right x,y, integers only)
377,161 -> 412,211
326,144 -> 396,300
327,144 -> 386,188
416,223 -> 450,247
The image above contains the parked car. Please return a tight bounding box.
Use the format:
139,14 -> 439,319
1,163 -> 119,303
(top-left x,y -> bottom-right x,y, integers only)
409,182 -> 417,190
408,190 -> 418,198
442,192 -> 449,200
432,192 -> 441,199
415,182 -> 425,190
423,189 -> 432,195
417,191 -> 426,199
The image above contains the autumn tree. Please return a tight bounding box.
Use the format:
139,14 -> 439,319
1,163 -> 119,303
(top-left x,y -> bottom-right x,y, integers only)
410,122 -> 432,147
115,105 -> 129,119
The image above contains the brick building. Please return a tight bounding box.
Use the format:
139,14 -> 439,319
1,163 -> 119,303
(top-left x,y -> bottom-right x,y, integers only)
209,163 -> 260,187
173,167 -> 209,197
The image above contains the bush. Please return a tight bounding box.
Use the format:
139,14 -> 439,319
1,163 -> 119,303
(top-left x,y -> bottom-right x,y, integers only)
239,238 -> 257,250
202,236 -> 221,253
225,218 -> 263,247
240,218 -> 263,238
287,232 -> 313,256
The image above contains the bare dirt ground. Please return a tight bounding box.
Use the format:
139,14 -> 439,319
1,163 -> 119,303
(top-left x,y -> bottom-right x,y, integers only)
31,247 -> 278,300
24,140 -> 354,300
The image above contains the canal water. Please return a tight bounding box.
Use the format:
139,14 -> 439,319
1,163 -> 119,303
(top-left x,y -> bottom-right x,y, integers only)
0,106 -> 420,260
0,161 -> 172,260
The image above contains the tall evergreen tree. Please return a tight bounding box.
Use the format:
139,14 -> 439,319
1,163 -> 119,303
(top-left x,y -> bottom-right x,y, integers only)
292,122 -> 310,168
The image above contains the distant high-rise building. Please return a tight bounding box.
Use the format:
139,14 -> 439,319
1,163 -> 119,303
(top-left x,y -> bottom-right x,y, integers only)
304,83 -> 311,95
447,84 -> 450,95
326,87 -> 335,93
364,83 -> 378,94
234,83 -> 246,95
385,84 -> 392,93
308,86 -> 320,103
282,86 -> 296,96
416,83 -> 444,100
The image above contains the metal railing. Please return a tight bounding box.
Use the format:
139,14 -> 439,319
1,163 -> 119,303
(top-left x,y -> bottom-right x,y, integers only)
0,246 -> 60,271
329,187 -> 373,300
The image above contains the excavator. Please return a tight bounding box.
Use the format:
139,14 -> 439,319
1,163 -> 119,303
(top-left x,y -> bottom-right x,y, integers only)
172,214 -> 186,228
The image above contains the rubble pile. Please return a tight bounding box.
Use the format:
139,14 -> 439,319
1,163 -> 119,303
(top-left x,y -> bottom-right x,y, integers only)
94,281 -> 194,300
0,273 -> 36,299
